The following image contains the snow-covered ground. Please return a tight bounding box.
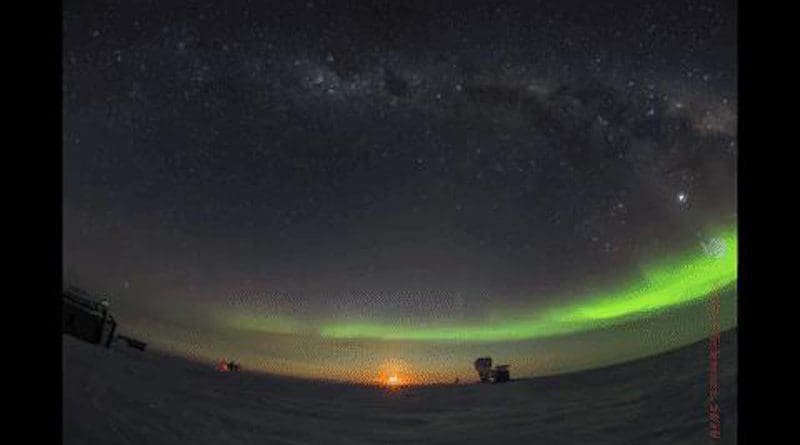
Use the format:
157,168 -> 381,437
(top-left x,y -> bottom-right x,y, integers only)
63,330 -> 736,444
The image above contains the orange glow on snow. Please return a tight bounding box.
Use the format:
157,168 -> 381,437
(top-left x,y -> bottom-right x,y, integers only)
376,359 -> 415,387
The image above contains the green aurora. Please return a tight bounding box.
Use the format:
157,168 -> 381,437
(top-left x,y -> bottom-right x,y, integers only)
134,227 -> 737,383
315,227 -> 737,343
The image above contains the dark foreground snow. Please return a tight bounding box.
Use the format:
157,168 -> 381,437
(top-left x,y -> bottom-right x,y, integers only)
63,331 -> 736,444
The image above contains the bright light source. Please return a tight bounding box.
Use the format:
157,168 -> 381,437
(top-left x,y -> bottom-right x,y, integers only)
701,237 -> 727,258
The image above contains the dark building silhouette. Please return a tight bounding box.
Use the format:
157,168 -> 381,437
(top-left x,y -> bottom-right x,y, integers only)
62,286 -> 117,347
474,357 -> 511,383
493,364 -> 511,383
474,357 -> 494,383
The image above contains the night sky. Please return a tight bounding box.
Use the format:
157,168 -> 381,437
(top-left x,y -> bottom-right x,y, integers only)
63,0 -> 737,384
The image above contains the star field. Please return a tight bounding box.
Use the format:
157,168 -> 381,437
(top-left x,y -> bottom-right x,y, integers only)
63,0 -> 737,383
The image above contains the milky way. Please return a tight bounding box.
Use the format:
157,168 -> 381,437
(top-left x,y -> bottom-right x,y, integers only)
63,0 -> 737,382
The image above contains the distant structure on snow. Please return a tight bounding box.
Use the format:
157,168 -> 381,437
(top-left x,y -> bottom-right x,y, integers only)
473,357 -> 511,383
217,360 -> 242,372
117,335 -> 147,351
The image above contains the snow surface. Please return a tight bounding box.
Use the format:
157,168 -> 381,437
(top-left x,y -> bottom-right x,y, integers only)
63,331 -> 736,444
